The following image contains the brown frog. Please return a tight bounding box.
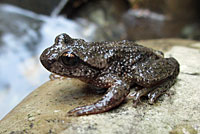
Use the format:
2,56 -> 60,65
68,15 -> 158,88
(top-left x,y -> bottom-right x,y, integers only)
40,33 -> 179,116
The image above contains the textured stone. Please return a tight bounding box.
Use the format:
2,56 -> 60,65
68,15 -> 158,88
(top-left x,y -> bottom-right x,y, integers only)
0,39 -> 199,134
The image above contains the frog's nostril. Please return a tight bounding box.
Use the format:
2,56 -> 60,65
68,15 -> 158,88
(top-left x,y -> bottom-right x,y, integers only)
40,56 -> 48,68
40,54 -> 52,70
41,54 -> 59,72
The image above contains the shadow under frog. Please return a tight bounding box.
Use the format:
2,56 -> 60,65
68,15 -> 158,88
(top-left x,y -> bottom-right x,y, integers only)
40,33 -> 179,116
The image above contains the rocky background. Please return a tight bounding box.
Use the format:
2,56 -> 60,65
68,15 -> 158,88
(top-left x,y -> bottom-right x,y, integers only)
1,0 -> 200,41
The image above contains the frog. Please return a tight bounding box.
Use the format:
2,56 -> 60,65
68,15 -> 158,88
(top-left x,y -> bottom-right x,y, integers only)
40,33 -> 180,116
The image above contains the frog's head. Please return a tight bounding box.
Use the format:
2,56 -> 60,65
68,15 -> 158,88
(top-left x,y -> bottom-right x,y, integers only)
40,33 -> 99,79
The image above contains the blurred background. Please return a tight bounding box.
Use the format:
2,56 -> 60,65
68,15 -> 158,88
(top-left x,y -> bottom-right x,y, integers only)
0,0 -> 200,120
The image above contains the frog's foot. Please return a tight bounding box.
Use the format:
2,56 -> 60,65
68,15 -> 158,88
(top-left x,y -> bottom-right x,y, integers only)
147,77 -> 176,104
67,79 -> 130,116
49,73 -> 67,80
129,87 -> 153,106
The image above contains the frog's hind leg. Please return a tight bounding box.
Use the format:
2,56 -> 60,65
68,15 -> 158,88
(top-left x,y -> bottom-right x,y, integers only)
131,57 -> 179,105
67,78 -> 130,116
147,62 -> 179,104
131,71 -> 179,105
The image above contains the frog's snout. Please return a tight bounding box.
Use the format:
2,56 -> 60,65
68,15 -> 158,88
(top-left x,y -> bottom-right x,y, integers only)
40,48 -> 56,71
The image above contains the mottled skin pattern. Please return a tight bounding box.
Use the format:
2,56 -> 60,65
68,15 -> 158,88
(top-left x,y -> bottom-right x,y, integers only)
40,33 -> 180,116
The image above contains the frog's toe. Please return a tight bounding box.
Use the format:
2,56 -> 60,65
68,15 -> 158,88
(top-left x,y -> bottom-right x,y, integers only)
67,107 -> 83,116
147,87 -> 167,104
147,91 -> 159,104
129,91 -> 142,106
67,105 -> 99,116
129,87 -> 153,106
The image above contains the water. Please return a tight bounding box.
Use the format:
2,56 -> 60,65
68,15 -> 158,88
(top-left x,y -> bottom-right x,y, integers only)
0,4 -> 96,119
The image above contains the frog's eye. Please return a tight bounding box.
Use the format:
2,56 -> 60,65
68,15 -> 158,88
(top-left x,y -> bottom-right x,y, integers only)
60,52 -> 79,66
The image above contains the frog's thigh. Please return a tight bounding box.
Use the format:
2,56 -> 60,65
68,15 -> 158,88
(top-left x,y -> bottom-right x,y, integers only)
131,58 -> 179,104
131,75 -> 177,104
134,57 -> 179,87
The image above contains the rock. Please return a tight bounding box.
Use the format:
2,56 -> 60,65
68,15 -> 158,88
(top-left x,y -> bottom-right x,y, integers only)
122,9 -> 200,40
181,23 -> 200,40
166,0 -> 200,20
128,0 -> 200,20
128,0 -> 165,13
125,0 -> 200,40
170,124 -> 197,134
0,39 -> 200,134
61,0 -> 129,41
123,9 -> 166,40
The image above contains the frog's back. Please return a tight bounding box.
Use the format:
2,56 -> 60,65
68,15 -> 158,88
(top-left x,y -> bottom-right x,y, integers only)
89,40 -> 162,58
89,40 -> 162,65
72,39 -> 163,70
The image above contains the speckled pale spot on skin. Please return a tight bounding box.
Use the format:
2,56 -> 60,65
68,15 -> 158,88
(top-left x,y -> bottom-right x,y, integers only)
40,33 -> 180,116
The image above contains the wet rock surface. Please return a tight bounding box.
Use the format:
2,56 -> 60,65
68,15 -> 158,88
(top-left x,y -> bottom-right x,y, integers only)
0,39 -> 200,134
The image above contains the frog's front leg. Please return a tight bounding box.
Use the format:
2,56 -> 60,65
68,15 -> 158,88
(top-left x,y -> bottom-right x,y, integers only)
67,76 -> 130,116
